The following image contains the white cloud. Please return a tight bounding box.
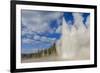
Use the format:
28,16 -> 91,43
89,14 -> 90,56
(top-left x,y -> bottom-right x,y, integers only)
45,12 -> 63,21
22,38 -> 32,44
40,36 -> 48,42
22,10 -> 63,35
21,10 -> 63,46
33,35 -> 40,40
40,36 -> 56,44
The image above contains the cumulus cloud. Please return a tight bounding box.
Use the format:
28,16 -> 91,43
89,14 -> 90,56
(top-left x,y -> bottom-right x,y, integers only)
21,10 -> 63,37
33,34 -> 41,40
21,10 -> 63,54
22,38 -> 33,44
21,10 -> 63,34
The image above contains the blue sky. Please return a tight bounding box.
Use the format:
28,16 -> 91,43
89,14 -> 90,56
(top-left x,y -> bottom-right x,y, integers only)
21,10 -> 90,54
64,12 -> 90,26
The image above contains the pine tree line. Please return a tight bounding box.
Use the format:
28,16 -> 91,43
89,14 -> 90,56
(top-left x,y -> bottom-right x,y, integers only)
21,43 -> 57,59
